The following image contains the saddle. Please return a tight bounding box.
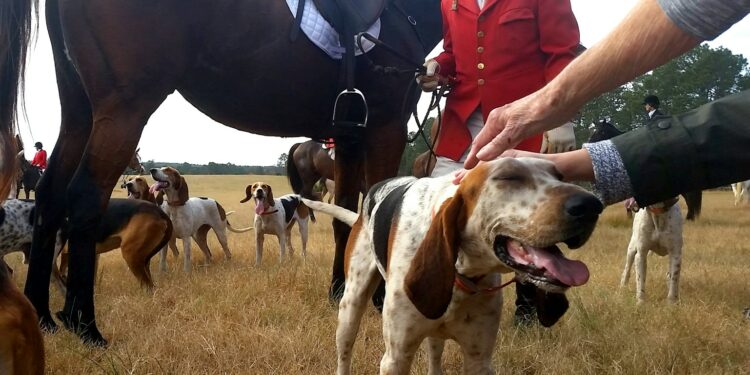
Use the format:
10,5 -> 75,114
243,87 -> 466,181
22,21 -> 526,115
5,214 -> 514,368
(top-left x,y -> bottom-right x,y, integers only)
291,0 -> 387,128
313,0 -> 385,35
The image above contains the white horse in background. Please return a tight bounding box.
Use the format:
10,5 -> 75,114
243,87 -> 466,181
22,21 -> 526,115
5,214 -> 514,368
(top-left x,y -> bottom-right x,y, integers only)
731,180 -> 750,206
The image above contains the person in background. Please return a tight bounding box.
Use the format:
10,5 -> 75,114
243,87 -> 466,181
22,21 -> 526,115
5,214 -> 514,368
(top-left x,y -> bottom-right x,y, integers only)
642,94 -> 664,120
417,0 -> 581,326
31,142 -> 47,172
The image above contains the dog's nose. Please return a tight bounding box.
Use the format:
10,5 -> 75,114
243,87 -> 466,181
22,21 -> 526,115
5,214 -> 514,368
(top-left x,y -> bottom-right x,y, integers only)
149,168 -> 158,174
564,193 -> 603,220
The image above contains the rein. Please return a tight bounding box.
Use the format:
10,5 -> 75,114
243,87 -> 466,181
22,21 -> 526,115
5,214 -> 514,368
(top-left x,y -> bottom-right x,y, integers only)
356,29 -> 452,177
454,273 -> 516,295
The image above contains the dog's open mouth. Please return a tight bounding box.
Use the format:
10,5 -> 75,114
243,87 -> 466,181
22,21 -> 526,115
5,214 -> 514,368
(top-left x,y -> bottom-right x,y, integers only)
254,196 -> 265,215
494,236 -> 589,291
127,186 -> 141,199
149,181 -> 170,194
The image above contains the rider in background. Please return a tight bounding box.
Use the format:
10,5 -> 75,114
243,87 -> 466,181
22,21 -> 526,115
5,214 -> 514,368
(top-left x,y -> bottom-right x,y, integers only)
31,142 -> 47,171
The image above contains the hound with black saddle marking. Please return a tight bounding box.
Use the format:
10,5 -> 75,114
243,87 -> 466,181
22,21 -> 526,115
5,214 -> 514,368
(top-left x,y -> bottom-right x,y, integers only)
621,197 -> 684,303
304,157 -> 603,374
150,167 -> 252,272
241,182 -> 313,266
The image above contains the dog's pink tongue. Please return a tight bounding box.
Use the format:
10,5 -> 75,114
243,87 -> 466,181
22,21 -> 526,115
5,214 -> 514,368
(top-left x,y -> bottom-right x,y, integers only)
525,245 -> 590,287
148,182 -> 163,195
255,198 -> 264,215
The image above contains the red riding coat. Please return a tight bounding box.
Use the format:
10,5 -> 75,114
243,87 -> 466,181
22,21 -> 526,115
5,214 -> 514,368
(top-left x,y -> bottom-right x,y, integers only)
433,0 -> 580,160
31,149 -> 47,170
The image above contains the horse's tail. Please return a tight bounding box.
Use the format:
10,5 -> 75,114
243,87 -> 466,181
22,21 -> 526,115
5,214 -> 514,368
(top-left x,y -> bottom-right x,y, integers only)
0,0 -> 37,201
286,143 -> 304,194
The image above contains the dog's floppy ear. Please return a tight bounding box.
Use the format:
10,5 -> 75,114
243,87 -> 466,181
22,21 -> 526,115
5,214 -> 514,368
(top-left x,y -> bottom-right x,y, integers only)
404,194 -> 466,319
240,185 -> 253,203
155,190 -> 165,206
267,185 -> 275,206
535,290 -> 569,327
173,176 -> 189,205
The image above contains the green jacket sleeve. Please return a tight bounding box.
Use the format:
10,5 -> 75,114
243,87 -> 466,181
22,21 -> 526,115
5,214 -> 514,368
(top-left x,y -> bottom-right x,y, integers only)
611,90 -> 750,206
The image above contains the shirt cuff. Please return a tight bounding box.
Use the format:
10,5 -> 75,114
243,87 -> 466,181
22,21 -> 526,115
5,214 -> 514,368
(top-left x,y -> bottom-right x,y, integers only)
582,140 -> 634,206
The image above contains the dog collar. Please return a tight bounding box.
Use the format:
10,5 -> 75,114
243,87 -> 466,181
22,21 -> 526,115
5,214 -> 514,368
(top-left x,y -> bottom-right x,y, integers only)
260,209 -> 279,216
454,273 -> 515,295
647,197 -> 679,214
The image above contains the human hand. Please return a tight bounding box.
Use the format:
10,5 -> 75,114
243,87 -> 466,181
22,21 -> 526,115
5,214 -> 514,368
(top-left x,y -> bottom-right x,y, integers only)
464,88 -> 580,169
453,148 -> 595,185
541,122 -> 576,154
415,59 -> 440,92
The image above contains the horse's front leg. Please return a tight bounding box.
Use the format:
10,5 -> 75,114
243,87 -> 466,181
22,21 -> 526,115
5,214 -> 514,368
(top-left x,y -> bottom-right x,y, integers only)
24,6 -> 94,330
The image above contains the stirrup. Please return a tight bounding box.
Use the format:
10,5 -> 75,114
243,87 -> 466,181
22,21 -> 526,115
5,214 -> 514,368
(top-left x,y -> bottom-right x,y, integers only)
332,88 -> 368,128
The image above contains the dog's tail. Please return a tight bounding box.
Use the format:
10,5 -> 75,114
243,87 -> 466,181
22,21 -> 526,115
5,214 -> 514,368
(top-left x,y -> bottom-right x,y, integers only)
224,211 -> 254,233
301,198 -> 357,227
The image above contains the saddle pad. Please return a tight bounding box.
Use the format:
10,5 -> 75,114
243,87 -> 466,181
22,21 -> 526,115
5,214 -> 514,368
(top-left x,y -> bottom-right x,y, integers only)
286,0 -> 381,59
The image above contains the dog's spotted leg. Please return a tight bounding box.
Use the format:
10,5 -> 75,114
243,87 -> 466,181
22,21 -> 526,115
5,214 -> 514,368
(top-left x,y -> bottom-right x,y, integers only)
635,248 -> 648,303
182,237 -> 193,273
667,241 -> 682,304
336,245 -> 381,375
425,337 -> 445,375
255,233 -> 264,266
621,243 -> 637,287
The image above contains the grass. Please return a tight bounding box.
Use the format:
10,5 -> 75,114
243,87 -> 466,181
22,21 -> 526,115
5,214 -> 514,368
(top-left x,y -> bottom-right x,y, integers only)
6,176 -> 750,374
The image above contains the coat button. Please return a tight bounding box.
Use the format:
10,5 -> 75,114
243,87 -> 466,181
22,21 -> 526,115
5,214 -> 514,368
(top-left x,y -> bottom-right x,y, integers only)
477,46 -> 484,53
657,120 -> 671,129
478,79 -> 485,85
477,31 -> 485,38
477,63 -> 485,70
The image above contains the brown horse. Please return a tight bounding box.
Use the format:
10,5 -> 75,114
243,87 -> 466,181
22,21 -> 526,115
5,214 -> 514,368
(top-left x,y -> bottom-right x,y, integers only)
1,0 -> 442,345
287,140 -> 335,200
125,148 -> 145,175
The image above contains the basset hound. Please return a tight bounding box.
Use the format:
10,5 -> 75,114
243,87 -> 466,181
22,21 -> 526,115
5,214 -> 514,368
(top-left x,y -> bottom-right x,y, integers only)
124,175 -> 178,257
54,198 -> 174,292
621,197 -> 683,303
124,176 -> 163,205
303,157 -> 603,374
241,183 -> 313,266
150,167 -> 252,272
0,259 -> 44,375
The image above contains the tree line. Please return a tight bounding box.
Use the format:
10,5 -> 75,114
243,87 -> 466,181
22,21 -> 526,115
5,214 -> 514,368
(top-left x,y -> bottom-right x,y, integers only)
141,160 -> 284,175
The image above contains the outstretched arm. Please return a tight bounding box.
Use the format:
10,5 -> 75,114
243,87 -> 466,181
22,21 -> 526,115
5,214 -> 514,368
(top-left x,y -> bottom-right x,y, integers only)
464,0 -> 701,168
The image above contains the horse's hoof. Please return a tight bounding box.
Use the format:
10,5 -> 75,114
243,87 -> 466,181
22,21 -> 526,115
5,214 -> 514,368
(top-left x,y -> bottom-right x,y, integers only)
55,311 -> 109,348
39,312 -> 58,333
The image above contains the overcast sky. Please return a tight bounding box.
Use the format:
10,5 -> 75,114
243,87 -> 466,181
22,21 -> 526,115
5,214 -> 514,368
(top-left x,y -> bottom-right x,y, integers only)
18,1 -> 750,165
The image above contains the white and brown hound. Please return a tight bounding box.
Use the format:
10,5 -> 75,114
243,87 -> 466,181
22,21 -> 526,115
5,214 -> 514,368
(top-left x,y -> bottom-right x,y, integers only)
303,157 -> 603,374
150,167 -> 251,272
241,183 -> 312,266
0,259 -> 45,375
124,176 -> 163,205
621,197 -> 683,303
0,198 -> 172,292
732,180 -> 750,206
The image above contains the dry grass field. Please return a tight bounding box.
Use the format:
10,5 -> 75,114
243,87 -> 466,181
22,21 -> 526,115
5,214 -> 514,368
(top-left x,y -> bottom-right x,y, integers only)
5,175 -> 750,374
